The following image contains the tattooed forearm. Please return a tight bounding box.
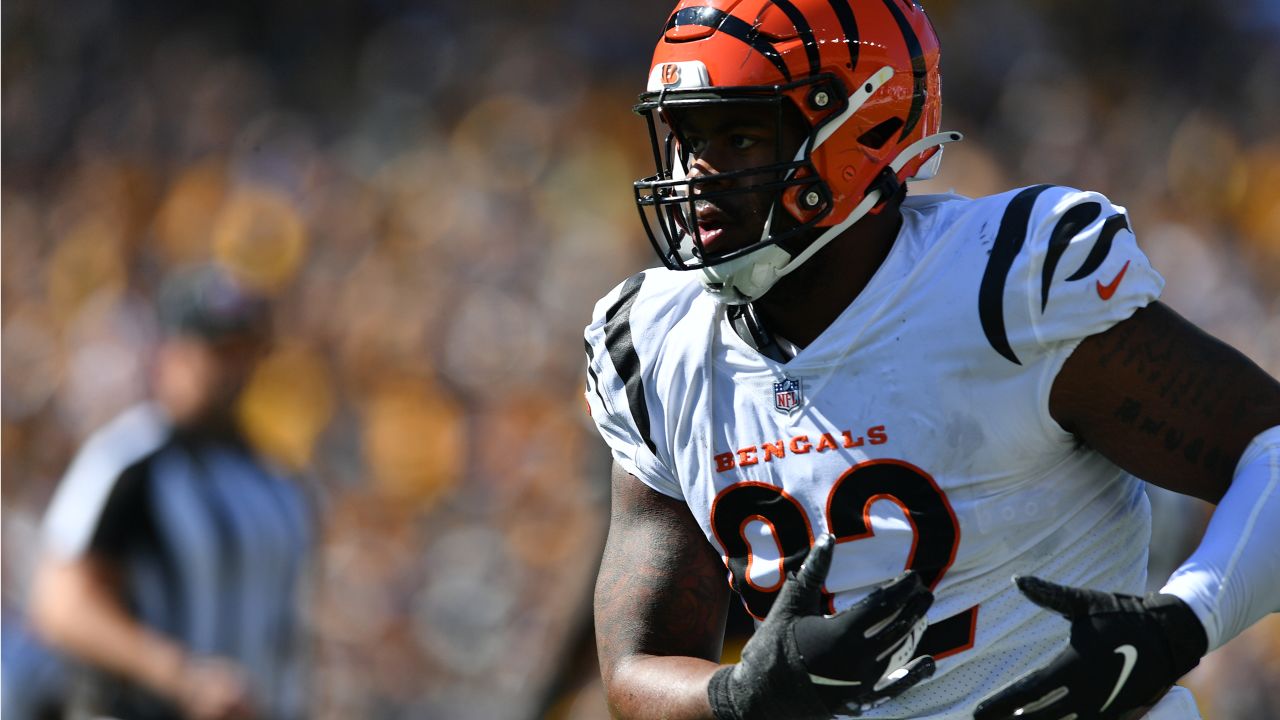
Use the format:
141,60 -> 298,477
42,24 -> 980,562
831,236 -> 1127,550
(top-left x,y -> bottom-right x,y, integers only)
1054,302 -> 1280,502
1092,304 -> 1234,418
593,464 -> 730,719
1111,396 -> 1238,479
595,463 -> 730,679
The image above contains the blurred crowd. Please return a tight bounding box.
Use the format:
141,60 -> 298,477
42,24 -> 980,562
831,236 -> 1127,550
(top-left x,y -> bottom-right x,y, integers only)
2,1 -> 1277,718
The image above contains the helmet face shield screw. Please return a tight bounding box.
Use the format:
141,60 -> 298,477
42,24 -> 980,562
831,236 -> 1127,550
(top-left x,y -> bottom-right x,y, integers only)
803,190 -> 822,208
811,90 -> 830,109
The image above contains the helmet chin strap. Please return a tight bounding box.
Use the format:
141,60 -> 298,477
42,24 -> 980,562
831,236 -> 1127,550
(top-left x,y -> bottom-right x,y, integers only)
699,130 -> 963,304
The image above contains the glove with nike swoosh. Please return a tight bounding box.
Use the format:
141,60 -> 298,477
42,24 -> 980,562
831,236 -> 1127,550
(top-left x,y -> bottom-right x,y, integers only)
974,576 -> 1208,720
708,534 -> 937,720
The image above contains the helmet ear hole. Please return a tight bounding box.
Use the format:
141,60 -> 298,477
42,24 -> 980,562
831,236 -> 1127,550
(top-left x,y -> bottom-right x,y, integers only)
857,117 -> 906,150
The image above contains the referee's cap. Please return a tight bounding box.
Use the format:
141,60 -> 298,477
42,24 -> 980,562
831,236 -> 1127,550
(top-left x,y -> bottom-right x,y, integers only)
157,265 -> 271,341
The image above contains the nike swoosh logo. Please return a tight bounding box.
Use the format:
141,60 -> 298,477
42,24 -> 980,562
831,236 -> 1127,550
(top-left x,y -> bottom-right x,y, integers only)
1100,644 -> 1139,712
1096,260 -> 1131,300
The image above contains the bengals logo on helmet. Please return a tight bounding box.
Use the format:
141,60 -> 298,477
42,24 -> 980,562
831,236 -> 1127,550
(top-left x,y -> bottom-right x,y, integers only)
660,63 -> 681,86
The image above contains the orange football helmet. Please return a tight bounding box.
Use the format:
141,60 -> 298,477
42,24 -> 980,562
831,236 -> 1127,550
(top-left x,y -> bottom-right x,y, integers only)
633,0 -> 961,303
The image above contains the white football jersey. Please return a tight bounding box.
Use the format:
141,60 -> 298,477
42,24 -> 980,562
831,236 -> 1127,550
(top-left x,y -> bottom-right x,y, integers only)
585,185 -> 1199,719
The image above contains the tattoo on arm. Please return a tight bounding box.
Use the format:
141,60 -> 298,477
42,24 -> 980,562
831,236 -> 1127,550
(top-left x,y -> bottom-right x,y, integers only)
595,464 -> 730,682
1109,395 -> 1238,480
1056,302 -> 1280,501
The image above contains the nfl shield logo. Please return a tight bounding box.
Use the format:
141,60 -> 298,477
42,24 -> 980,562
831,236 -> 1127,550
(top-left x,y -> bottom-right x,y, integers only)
773,377 -> 802,415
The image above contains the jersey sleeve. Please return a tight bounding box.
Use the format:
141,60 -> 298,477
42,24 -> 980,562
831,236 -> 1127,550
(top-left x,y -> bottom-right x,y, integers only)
979,185 -> 1165,367
583,273 -> 684,500
41,405 -> 168,560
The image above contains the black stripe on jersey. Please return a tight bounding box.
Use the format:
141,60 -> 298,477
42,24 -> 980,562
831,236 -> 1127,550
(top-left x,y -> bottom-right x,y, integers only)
1040,201 -> 1102,312
880,0 -> 926,139
584,338 -> 608,410
1065,213 -> 1129,281
916,606 -> 977,660
826,0 -> 860,70
604,273 -> 657,454
186,452 -> 244,656
771,0 -> 821,76
146,496 -> 186,640
95,459 -> 190,641
666,6 -> 792,81
979,184 -> 1053,365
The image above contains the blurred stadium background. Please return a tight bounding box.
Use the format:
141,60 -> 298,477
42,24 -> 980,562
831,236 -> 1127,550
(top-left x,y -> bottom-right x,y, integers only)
2,0 -> 1277,717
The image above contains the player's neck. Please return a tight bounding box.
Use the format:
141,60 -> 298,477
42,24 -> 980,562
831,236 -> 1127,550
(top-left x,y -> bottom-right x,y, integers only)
752,194 -> 904,349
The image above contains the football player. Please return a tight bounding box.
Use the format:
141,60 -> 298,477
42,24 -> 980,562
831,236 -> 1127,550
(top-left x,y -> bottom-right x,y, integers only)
584,1 -> 1280,719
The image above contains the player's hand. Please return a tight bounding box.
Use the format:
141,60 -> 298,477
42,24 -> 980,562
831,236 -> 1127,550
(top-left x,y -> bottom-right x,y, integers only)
974,576 -> 1207,720
171,656 -> 259,720
708,534 -> 936,720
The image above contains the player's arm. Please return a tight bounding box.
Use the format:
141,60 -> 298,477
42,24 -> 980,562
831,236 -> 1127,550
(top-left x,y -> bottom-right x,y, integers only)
1053,301 -> 1280,650
30,552 -> 255,720
1049,300 -> 1279,502
597,463 -> 936,720
595,462 -> 731,719
977,301 -> 1280,720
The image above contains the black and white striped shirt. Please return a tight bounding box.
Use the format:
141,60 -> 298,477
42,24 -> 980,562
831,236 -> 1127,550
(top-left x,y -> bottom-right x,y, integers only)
42,404 -> 313,720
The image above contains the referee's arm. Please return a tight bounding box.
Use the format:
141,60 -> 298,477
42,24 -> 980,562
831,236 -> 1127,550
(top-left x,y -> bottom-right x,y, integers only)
31,552 -> 186,698
30,552 -> 259,720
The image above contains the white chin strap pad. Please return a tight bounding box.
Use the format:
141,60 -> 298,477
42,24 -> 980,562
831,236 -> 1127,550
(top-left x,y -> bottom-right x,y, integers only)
699,245 -> 792,304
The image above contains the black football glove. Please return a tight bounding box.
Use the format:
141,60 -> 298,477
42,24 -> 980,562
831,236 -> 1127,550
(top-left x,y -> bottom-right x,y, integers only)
974,576 -> 1208,720
708,534 -> 936,720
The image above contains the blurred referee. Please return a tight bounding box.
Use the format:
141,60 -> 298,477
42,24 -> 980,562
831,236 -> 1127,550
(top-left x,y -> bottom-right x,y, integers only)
29,266 -> 314,720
